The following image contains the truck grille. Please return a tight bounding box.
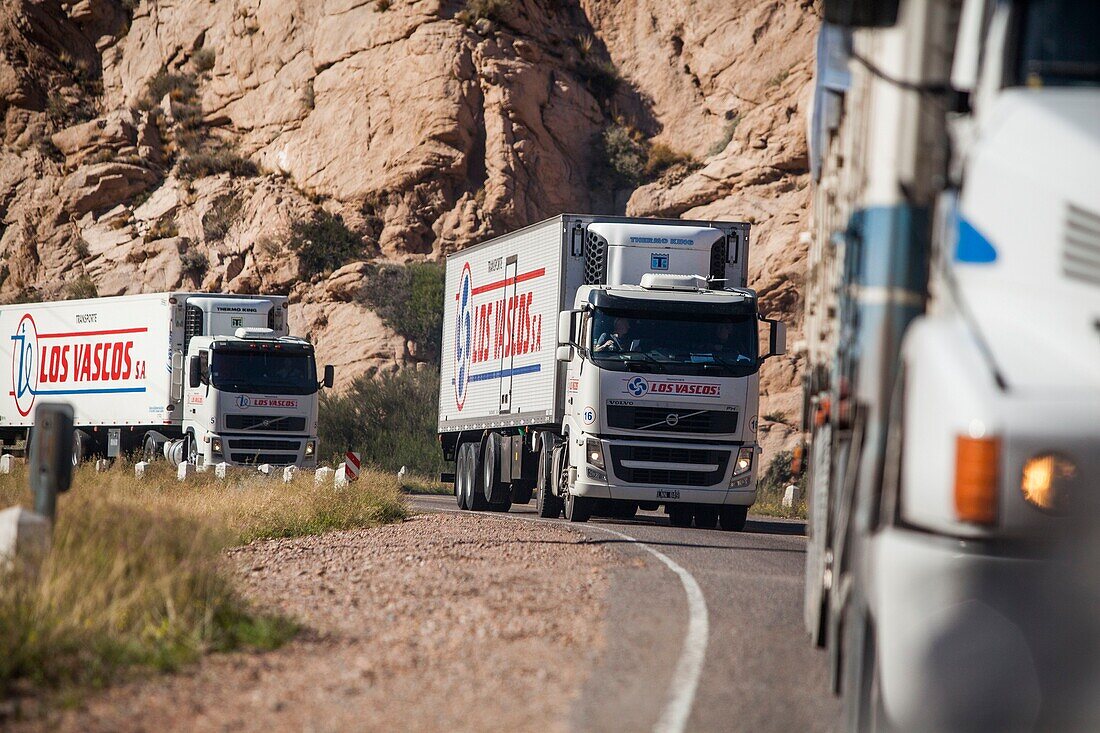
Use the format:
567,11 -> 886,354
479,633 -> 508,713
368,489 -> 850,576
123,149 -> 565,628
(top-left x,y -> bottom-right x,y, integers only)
608,445 -> 729,488
1064,203 -> 1100,287
230,453 -> 298,466
606,405 -> 738,434
225,415 -> 306,432
227,438 -> 301,451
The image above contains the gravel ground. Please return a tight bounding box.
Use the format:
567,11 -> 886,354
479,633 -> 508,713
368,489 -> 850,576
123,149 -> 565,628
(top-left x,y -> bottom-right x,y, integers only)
20,513 -> 612,733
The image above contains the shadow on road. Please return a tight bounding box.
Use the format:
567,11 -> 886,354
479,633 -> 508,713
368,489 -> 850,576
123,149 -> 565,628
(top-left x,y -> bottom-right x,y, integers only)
590,514 -> 806,538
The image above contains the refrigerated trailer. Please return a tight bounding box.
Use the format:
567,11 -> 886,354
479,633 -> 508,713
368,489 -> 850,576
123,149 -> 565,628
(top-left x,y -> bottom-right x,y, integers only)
437,214 -> 786,529
0,292 -> 333,467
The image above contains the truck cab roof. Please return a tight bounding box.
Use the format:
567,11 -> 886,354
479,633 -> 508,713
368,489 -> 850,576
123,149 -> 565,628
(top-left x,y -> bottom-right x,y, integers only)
580,283 -> 758,314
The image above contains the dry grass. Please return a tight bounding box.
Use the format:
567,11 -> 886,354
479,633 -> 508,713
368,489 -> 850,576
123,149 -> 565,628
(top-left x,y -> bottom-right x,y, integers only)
0,460 -> 406,698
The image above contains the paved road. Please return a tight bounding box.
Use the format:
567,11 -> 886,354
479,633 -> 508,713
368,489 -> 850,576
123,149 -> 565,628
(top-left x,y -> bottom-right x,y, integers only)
411,495 -> 839,733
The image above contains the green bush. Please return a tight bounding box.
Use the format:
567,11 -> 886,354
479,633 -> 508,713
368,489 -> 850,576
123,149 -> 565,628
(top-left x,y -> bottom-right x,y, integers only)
180,248 -> 208,278
287,211 -> 366,276
590,124 -> 646,190
319,368 -> 444,476
361,261 -> 444,362
140,70 -> 197,110
192,48 -> 216,74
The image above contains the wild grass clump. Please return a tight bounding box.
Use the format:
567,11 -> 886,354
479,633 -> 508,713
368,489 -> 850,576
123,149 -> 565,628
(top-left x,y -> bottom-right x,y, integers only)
287,211 -> 366,276
320,368 -> 444,476
202,194 -> 242,241
180,248 -> 208,278
456,0 -> 510,25
750,449 -> 808,519
360,261 -> 444,362
573,34 -> 620,102
61,275 -> 98,300
177,150 -> 259,179
0,461 -> 406,697
591,125 -> 698,193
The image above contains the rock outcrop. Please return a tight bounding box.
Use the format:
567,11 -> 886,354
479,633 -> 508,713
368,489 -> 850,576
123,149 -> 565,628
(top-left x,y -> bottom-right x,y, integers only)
0,0 -> 818,456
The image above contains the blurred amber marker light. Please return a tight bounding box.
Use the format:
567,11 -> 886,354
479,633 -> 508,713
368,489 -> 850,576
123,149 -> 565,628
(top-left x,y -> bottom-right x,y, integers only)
1021,453 -> 1075,511
954,436 -> 1000,524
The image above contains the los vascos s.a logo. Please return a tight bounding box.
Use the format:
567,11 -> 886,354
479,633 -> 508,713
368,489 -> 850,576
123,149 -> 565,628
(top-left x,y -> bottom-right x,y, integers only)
626,376 -> 649,397
236,395 -> 251,409
453,262 -> 474,410
10,314 -> 38,417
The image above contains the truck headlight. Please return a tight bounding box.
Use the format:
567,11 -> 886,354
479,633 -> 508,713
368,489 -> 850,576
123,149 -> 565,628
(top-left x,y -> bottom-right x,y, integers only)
211,437 -> 223,455
305,440 -> 316,458
1021,453 -> 1075,513
586,438 -> 604,469
732,447 -> 754,476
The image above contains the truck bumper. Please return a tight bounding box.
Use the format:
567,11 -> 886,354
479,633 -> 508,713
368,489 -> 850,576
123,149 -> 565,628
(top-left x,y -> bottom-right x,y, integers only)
869,526 -> 1100,731
571,437 -> 756,506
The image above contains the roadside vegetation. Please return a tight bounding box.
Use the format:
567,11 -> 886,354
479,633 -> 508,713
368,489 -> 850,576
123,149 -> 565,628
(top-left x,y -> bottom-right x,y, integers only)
319,367 -> 445,477
360,261 -> 445,362
287,210 -> 366,276
0,460 -> 406,700
751,449 -> 808,520
590,124 -> 699,194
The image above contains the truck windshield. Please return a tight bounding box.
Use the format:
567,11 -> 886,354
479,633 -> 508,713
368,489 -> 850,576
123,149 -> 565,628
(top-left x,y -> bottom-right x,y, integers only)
588,308 -> 758,377
1013,0 -> 1100,87
210,350 -> 318,395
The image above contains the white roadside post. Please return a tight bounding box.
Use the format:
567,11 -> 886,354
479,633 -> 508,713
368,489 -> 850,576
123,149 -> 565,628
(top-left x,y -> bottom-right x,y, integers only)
782,483 -> 801,508
0,454 -> 15,474
257,463 -> 274,477
0,507 -> 51,571
334,462 -> 349,489
95,459 -> 110,472
134,461 -> 149,479
214,462 -> 231,479
283,466 -> 298,483
177,462 -> 195,481
314,467 -> 335,486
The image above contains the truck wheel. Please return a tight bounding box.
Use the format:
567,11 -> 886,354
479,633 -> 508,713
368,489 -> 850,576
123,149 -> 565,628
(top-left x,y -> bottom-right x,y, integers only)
488,499 -> 513,512
719,505 -> 748,531
468,442 -> 489,511
72,430 -> 88,466
142,434 -> 159,463
482,433 -> 509,504
560,456 -> 591,523
536,443 -> 563,518
455,445 -> 470,510
693,505 -> 719,529
668,505 -> 693,528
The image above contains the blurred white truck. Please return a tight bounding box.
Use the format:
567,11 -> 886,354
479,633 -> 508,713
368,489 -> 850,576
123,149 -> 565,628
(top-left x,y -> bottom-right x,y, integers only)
804,0 -> 1100,728
0,292 -> 333,467
437,214 -> 786,529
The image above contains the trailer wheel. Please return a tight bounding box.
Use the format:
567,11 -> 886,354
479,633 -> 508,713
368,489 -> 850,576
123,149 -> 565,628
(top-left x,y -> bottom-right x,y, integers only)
142,434 -> 159,463
667,505 -> 693,528
481,433 -> 509,505
467,442 -> 489,511
72,430 -> 89,466
536,442 -> 563,518
455,445 -> 470,510
694,505 -> 719,529
719,505 -> 748,531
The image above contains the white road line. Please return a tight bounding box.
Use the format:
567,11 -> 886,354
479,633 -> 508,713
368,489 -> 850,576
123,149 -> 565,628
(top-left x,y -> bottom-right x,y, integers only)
416,500 -> 710,733
579,522 -> 709,733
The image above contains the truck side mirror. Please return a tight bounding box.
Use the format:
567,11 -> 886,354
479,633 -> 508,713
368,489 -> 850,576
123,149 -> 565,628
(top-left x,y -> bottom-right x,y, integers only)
188,354 -> 201,389
557,310 -> 579,346
322,364 -> 335,389
556,345 -> 575,362
762,319 -> 787,359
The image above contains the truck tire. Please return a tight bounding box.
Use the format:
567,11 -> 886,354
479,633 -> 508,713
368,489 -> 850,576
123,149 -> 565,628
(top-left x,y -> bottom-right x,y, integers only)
72,430 -> 89,466
560,452 -> 591,522
468,442 -> 489,511
668,505 -> 693,528
455,444 -> 470,510
142,434 -> 159,463
481,433 -> 510,505
719,505 -> 748,531
536,442 -> 563,518
693,505 -> 719,529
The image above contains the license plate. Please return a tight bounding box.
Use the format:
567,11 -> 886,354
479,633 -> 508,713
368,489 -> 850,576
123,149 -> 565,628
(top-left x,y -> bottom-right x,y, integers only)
657,490 -> 680,500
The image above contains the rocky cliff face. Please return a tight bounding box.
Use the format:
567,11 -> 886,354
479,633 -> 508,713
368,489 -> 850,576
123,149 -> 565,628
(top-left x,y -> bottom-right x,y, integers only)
0,0 -> 816,459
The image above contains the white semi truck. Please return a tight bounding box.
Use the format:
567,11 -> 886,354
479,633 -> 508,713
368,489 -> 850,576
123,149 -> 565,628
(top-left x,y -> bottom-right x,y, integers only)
0,292 -> 333,468
437,214 -> 786,529
804,0 -> 1100,729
